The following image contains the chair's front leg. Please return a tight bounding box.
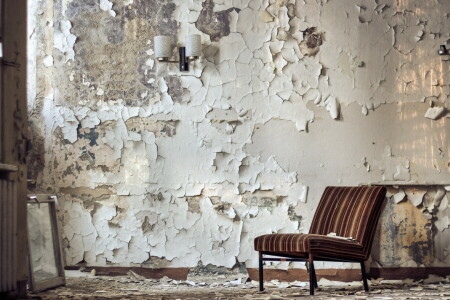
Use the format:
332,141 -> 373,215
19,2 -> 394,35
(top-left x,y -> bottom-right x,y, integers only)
360,261 -> 369,292
311,259 -> 318,288
259,252 -> 264,291
309,253 -> 315,295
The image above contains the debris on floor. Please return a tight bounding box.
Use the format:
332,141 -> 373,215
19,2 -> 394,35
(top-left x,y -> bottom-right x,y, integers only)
29,271 -> 450,299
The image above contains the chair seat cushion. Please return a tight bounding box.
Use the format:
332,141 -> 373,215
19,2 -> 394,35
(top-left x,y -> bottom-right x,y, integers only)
254,233 -> 366,260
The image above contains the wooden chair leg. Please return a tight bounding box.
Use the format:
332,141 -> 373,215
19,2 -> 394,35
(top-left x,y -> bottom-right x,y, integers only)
259,252 -> 264,291
360,261 -> 369,292
311,260 -> 318,288
309,253 -> 315,295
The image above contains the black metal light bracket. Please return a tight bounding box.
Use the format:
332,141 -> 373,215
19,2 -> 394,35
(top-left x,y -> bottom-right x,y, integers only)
157,47 -> 190,72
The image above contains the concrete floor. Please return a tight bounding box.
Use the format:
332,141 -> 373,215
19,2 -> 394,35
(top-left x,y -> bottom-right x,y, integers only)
30,271 -> 450,300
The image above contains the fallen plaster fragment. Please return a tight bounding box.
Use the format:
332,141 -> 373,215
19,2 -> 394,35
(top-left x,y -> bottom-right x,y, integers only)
43,55 -> 53,67
424,107 -> 446,120
423,274 -> 447,284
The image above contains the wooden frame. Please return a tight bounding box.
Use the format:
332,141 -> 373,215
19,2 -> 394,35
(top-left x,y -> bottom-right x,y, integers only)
27,195 -> 65,292
2,1 -> 28,295
258,251 -> 369,295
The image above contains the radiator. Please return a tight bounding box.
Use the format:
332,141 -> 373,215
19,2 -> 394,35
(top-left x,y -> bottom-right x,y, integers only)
0,178 -> 17,293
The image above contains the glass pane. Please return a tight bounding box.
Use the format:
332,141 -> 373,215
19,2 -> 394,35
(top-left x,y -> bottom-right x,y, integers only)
27,203 -> 58,282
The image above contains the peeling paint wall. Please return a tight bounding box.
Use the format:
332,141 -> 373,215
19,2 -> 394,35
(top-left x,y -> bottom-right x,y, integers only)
28,0 -> 450,271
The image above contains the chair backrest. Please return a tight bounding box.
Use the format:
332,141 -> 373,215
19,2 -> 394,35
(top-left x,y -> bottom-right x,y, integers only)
309,186 -> 387,257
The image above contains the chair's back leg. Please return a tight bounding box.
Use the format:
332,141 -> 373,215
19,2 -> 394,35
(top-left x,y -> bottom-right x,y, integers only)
309,253 -> 315,295
360,261 -> 369,292
259,252 -> 264,291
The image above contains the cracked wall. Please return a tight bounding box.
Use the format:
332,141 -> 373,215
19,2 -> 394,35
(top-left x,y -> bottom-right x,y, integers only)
28,0 -> 450,271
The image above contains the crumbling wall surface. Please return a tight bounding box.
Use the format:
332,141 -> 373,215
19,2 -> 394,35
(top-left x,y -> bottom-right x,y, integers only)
28,0 -> 450,270
372,186 -> 450,269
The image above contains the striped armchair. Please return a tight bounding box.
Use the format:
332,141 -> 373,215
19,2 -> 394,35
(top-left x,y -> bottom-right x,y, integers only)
254,186 -> 387,295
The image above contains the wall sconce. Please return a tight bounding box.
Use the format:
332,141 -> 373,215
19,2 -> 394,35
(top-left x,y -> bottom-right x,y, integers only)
438,45 -> 448,55
154,34 -> 201,72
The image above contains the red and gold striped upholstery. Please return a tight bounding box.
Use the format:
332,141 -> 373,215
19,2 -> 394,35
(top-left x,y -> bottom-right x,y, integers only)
254,186 -> 387,260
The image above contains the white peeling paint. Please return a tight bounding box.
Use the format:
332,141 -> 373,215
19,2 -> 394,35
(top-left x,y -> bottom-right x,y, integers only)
29,0 -> 450,272
425,107 -> 445,120
99,0 -> 116,17
54,20 -> 76,62
43,55 -> 53,67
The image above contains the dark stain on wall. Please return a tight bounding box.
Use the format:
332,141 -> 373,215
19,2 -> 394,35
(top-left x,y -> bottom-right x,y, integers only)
27,120 -> 46,191
300,27 -> 323,57
78,126 -> 99,146
124,0 -> 178,35
196,0 -> 240,42
408,239 -> 433,265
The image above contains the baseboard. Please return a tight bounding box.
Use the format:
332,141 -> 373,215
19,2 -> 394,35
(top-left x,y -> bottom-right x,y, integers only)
247,268 -> 361,282
369,267 -> 450,280
247,267 -> 450,282
65,266 -> 450,282
65,266 -> 189,280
